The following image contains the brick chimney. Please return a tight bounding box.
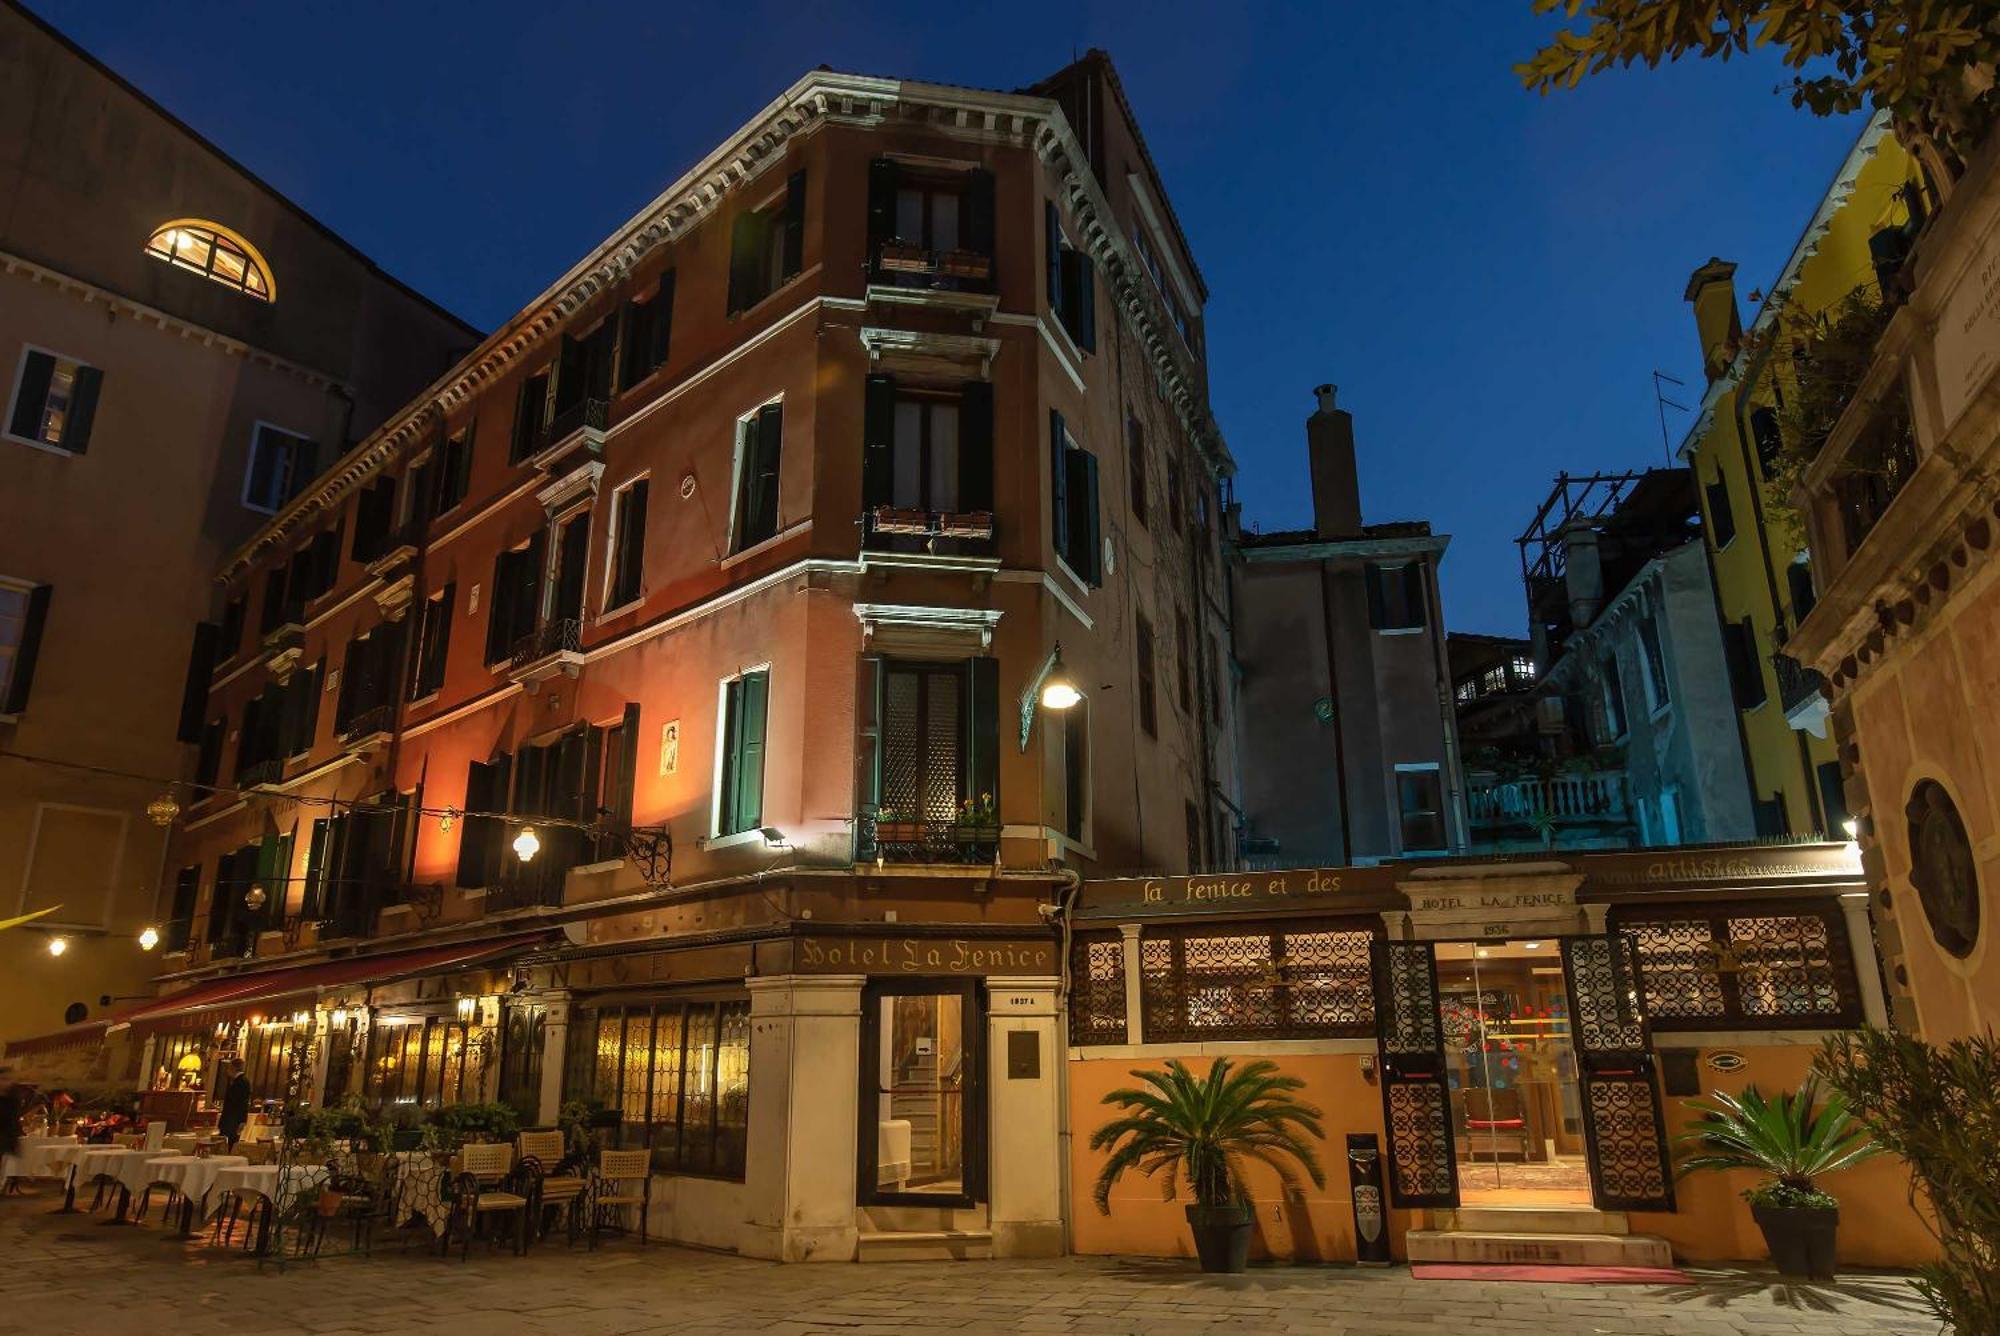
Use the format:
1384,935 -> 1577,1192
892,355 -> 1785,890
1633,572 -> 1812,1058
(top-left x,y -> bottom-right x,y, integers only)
1561,517 -> 1605,630
1306,384 -> 1362,539
1684,257 -> 1743,383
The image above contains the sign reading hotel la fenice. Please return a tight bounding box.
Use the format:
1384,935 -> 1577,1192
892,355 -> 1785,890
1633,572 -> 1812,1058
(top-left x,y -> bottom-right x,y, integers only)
792,936 -> 1056,975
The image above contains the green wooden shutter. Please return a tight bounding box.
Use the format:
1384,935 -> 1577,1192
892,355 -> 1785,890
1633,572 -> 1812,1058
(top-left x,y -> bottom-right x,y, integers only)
1049,410 -> 1070,568
781,170 -> 806,280
4,584 -> 51,716
484,549 -> 511,663
855,655 -> 883,825
610,702 -> 640,828
302,820 -> 330,919
1066,448 -> 1101,585
958,382 -> 994,512
751,402 -> 784,542
9,351 -> 53,440
728,671 -> 769,834
253,833 -> 289,930
64,365 -> 102,453
1067,249 -> 1097,352
965,656 -> 999,816
863,374 -> 896,511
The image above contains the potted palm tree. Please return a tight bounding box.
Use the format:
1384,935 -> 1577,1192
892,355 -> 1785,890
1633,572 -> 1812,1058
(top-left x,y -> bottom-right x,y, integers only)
1090,1057 -> 1326,1273
1675,1079 -> 1879,1280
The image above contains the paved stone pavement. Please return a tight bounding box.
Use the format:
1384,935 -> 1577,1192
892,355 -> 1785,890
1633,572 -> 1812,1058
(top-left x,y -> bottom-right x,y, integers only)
0,1192 -> 1942,1335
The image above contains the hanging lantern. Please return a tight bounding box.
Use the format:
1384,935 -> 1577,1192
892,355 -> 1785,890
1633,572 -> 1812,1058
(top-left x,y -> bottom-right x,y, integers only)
145,790 -> 182,828
512,826 -> 541,863
138,926 -> 161,951
244,882 -> 268,912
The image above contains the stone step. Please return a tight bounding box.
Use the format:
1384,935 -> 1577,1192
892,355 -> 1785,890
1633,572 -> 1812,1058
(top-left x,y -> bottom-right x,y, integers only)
1443,1206 -> 1630,1236
856,1229 -> 994,1262
1406,1230 -> 1674,1268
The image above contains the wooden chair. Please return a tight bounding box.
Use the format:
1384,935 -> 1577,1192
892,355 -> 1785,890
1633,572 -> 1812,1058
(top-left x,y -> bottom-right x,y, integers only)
445,1142 -> 529,1261
588,1149 -> 651,1249
516,1130 -> 585,1244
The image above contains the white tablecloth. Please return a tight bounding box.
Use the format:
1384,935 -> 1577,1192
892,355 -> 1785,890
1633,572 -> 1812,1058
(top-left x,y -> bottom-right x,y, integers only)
1,1135 -> 76,1182
149,1154 -> 248,1213
204,1163 -> 329,1220
113,1153 -> 185,1197
74,1147 -> 147,1186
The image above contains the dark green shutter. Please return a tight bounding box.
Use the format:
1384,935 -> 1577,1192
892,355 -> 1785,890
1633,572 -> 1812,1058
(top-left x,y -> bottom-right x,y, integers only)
1064,447 -> 1100,585
855,655 -> 883,822
610,703 -> 640,828
964,169 -> 996,260
615,481 -> 648,605
554,333 -> 585,416
1049,410 -> 1070,567
253,833 -> 289,931
484,550 -> 510,663
781,169 -> 806,280
459,760 -> 494,888
863,374 -> 896,510
4,584 -> 52,715
1064,249 -> 1097,352
867,159 -> 899,266
176,621 -> 218,743
725,671 -> 768,834
959,382 -> 994,512
302,820 -> 330,919
1078,449 -> 1102,584
64,365 -> 102,453
9,352 -> 53,440
751,402 -> 784,541
965,656 -> 999,815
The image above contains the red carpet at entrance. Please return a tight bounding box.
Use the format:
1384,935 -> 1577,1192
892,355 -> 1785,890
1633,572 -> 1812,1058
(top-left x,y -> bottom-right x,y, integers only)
1411,1263 -> 1690,1284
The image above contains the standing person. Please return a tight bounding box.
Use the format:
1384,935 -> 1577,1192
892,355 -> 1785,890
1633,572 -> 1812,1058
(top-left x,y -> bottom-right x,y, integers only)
218,1060 -> 252,1150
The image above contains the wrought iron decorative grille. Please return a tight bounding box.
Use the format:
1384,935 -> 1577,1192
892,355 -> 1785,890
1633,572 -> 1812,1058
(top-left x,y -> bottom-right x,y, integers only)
1582,1072 -> 1674,1210
1376,939 -> 1444,1055
1563,932 -> 1648,1054
1384,1080 -> 1457,1203
1137,917 -> 1378,1044
1610,901 -> 1860,1030
1067,932 -> 1128,1046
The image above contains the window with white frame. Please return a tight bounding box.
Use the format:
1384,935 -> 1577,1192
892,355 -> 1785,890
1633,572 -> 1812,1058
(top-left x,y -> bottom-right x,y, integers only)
731,401 -> 783,553
1637,615 -> 1671,711
0,577 -> 53,716
7,347 -> 103,454
604,478 -> 649,610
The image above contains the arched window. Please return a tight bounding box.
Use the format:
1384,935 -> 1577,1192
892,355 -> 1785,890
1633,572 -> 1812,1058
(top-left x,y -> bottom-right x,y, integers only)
143,220 -> 275,301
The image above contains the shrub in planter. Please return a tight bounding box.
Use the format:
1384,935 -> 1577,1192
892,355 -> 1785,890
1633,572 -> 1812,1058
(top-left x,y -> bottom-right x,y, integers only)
1090,1057 -> 1326,1274
423,1101 -> 520,1151
1675,1079 -> 1878,1280
1819,1027 -> 2000,1331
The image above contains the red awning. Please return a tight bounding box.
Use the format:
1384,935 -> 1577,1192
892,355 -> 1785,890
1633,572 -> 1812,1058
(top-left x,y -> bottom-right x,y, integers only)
3,933 -> 552,1057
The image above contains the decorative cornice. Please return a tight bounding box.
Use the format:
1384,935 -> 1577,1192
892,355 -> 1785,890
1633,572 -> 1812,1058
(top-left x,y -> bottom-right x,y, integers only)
216,68 -> 1232,582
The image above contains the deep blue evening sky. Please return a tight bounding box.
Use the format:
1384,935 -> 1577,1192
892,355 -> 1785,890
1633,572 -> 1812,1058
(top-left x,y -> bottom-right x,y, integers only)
37,1 -> 1862,634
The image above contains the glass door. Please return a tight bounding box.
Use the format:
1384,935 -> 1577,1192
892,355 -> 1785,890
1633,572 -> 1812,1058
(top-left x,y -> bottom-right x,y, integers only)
858,978 -> 985,1207
1435,939 -> 1591,1205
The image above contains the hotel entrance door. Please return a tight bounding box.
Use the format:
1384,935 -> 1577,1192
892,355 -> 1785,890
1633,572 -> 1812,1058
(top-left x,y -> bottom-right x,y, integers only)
857,978 -> 986,1208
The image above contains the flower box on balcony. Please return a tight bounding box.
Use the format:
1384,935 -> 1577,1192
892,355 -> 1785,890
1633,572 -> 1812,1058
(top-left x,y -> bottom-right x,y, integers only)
936,510 -> 994,540
879,242 -> 934,274
876,820 -> 924,844
870,505 -> 934,536
935,249 -> 991,280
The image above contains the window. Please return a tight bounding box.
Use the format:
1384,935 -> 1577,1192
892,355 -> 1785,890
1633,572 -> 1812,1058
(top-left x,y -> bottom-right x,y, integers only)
365,1016 -> 475,1108
0,580 -> 51,716
1048,411 -> 1102,584
1456,680 -> 1477,704
217,595 -> 246,664
1749,406 -> 1783,477
1127,417 -> 1148,527
1510,654 -> 1536,683
1787,557 -> 1817,623
1136,614 -> 1158,737
1137,919 -> 1378,1043
174,620 -> 218,744
6,348 -> 102,453
258,566 -> 295,636
862,376 -> 994,524
1721,617 -> 1767,710
717,669 -> 769,836
1637,616 -> 1670,710
351,478 -> 396,563
1044,202 -> 1096,352
409,584 -> 454,699
1175,608 -> 1193,714
1067,932 -> 1127,1044
1061,700 -> 1089,843
619,271 -> 675,388
432,426 -> 473,516
868,159 -> 997,291
1396,764 -> 1446,852
731,402 -> 784,552
726,170 -> 806,315
1705,471 -> 1737,548
1612,903 -> 1861,1029
1365,562 -> 1427,631
1600,653 -> 1628,738
334,621 -> 406,737
300,819 -> 330,922
164,866 -> 200,952
143,220 -> 273,300
1480,665 -> 1508,695
566,998 -> 751,1179
509,367 -> 551,464
1133,224 -> 1195,349
243,424 -> 317,513
551,319 -> 617,433
289,522 -> 342,604
591,480 -> 647,611
195,718 -> 223,789
279,657 -> 323,758
484,532 -> 545,665
456,754 -> 513,890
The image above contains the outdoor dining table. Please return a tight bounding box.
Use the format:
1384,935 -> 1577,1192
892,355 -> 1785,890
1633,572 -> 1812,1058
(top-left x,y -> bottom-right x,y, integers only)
206,1163 -> 332,1255
0,1135 -> 75,1192
110,1151 -> 188,1222
148,1153 -> 249,1235
386,1151 -> 452,1238
71,1147 -> 149,1219
36,1142 -> 97,1213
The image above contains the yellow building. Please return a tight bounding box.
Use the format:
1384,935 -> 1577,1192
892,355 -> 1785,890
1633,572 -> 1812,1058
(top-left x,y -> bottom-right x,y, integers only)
1677,113 -> 1930,838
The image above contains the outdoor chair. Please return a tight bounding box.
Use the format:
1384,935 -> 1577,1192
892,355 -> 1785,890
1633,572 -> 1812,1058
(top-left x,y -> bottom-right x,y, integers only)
516,1129 -> 586,1244
588,1149 -> 651,1248
444,1141 -> 531,1261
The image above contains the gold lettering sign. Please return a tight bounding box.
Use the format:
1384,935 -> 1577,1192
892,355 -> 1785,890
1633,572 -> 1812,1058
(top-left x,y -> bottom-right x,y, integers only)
794,937 -> 1055,976
1135,868 -> 1348,907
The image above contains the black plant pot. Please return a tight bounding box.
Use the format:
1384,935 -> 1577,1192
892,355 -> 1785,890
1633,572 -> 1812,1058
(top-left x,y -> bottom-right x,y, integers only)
1185,1202 -> 1254,1274
1751,1202 -> 1839,1280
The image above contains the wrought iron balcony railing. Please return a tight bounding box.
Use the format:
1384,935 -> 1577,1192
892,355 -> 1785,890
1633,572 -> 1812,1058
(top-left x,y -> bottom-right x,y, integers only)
855,810 -> 1001,866
1773,651 -> 1827,716
1466,770 -> 1629,828
871,240 -> 995,294
861,505 -> 996,557
339,702 -> 395,744
237,757 -> 285,789
511,616 -> 584,670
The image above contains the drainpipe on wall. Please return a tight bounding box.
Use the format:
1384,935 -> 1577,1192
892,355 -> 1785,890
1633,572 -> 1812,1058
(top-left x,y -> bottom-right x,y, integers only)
1048,865 -> 1083,1255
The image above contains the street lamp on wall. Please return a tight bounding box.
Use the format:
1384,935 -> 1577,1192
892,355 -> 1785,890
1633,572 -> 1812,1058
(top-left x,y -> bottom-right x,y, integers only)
512,826 -> 541,863
1017,642 -> 1085,752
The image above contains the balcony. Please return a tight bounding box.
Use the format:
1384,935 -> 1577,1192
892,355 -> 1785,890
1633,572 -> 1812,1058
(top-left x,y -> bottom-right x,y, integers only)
259,602 -> 305,656
1773,651 -> 1830,738
487,825 -> 593,911
508,616 -> 585,684
1466,769 -> 1632,851
860,506 -> 996,561
237,757 -> 286,791
867,241 -> 998,319
525,397 -> 609,473
315,881 -> 439,940
363,517 -> 423,581
855,810 -> 1000,867
339,702 -> 395,752
1832,396 -> 1919,561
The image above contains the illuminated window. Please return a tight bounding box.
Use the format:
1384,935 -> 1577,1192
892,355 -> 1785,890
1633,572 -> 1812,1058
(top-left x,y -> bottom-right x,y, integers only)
143,221 -> 275,301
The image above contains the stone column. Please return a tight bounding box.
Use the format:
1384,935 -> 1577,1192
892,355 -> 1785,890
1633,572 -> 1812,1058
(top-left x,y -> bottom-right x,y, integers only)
539,995 -> 571,1126
1118,924 -> 1143,1044
306,1014 -> 333,1106
1839,893 -> 1890,1028
741,974 -> 863,1262
986,976 -> 1065,1258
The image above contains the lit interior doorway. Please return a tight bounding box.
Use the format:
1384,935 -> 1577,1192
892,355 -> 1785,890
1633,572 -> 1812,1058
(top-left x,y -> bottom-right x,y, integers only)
859,979 -> 985,1207
1435,939 -> 1592,1205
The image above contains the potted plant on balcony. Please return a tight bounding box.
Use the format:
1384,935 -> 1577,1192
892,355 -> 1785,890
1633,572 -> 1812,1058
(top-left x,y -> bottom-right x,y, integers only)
936,248 -> 991,281
952,792 -> 999,851
873,805 -> 921,847
877,238 -> 932,273
1675,1079 -> 1879,1280
1090,1057 -> 1326,1274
